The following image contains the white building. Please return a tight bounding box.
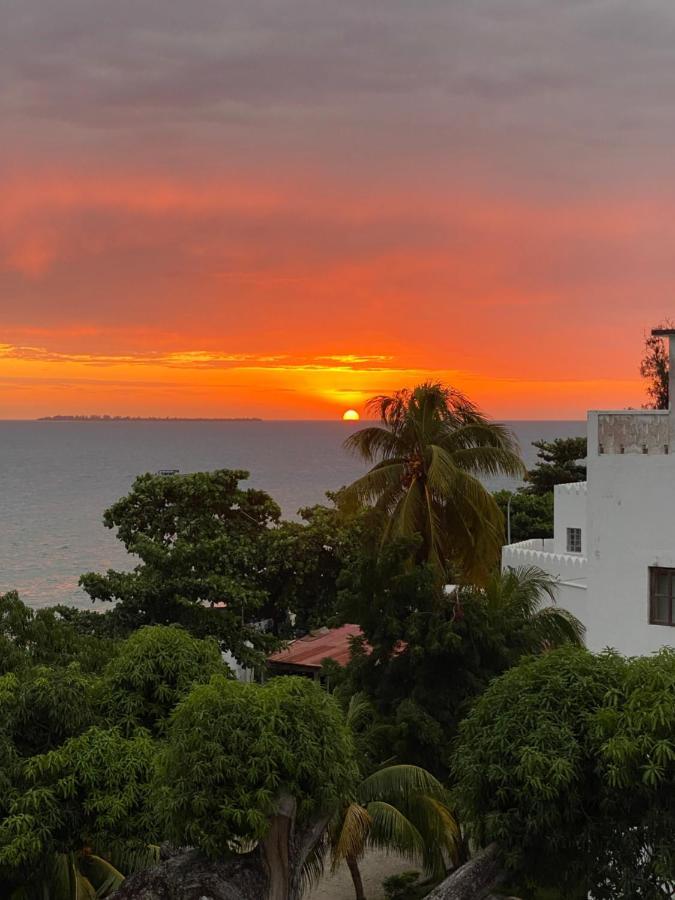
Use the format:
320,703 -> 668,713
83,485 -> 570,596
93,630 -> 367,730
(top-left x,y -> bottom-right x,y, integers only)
502,328 -> 675,655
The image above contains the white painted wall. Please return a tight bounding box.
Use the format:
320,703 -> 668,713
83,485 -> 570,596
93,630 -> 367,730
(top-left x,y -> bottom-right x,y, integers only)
502,400 -> 675,657
584,450 -> 675,654
553,482 -> 587,556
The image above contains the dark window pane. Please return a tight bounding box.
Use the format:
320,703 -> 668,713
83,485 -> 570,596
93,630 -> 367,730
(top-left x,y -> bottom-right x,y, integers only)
651,595 -> 670,624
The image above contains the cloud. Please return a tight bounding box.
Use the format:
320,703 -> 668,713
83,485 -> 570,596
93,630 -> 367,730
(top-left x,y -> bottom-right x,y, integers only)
3,0 -> 675,416
0,343 -> 399,372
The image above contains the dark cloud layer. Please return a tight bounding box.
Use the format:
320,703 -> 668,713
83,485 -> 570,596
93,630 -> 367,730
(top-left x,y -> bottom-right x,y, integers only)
5,0 -> 675,184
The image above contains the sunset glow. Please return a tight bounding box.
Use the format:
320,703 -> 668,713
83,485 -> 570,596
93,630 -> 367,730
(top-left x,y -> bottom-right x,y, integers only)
3,2 -> 675,420
342,409 -> 360,421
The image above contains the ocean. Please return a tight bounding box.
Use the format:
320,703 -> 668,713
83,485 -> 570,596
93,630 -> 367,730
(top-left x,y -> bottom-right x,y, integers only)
0,420 -> 585,609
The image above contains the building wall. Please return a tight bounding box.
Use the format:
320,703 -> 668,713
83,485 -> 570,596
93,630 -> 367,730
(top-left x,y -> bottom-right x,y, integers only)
585,451 -> 675,654
502,405 -> 675,657
596,410 -> 669,455
552,482 -> 587,556
501,539 -> 588,627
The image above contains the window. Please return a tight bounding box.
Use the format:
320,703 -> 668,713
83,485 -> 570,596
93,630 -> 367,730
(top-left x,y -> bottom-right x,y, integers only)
566,527 -> 582,554
649,567 -> 675,626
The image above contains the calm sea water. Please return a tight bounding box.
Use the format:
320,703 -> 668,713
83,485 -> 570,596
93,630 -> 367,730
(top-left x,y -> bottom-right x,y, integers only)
0,420 -> 585,608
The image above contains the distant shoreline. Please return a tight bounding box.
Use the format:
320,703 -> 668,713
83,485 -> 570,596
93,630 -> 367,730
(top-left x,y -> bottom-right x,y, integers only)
36,415 -> 263,422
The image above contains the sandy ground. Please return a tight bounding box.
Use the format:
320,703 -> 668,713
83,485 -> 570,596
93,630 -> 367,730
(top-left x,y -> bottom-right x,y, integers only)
307,849 -> 418,900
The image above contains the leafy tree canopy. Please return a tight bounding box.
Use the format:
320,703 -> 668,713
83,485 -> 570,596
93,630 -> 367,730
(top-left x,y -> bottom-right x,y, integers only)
101,625 -> 229,736
80,470 -> 281,667
0,591 -> 112,675
336,542 -> 582,776
523,437 -> 587,495
640,324 -> 670,410
156,675 -> 358,857
453,647 -> 675,899
493,490 -> 554,543
0,727 -> 156,878
261,494 -> 370,635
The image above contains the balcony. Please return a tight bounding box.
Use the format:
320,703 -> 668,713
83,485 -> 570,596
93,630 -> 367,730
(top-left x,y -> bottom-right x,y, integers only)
502,538 -> 587,584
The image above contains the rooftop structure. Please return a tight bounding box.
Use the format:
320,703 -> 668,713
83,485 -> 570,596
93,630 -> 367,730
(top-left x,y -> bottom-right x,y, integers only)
502,329 -> 675,655
267,624 -> 364,676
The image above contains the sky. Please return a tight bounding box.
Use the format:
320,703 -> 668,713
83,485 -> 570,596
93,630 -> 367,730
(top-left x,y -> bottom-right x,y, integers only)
3,0 -> 675,420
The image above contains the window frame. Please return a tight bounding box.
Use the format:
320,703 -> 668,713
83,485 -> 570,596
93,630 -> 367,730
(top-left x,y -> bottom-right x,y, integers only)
566,527 -> 582,554
648,566 -> 675,626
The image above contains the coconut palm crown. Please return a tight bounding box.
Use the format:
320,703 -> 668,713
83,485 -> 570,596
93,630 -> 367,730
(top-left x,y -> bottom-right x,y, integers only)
343,382 -> 525,583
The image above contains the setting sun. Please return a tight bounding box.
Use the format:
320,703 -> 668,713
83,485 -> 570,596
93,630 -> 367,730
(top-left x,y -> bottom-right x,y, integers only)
342,409 -> 360,421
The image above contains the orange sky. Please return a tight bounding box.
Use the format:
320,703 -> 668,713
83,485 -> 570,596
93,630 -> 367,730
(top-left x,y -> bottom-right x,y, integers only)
3,1 -> 675,420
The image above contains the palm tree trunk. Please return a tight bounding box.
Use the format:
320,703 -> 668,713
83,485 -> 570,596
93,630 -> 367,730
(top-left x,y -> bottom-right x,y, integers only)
346,854 -> 366,900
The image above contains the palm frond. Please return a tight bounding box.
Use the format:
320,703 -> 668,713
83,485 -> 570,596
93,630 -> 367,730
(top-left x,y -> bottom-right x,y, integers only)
358,764 -> 447,805
393,480 -> 425,541
329,803 -> 372,871
529,605 -> 586,647
345,693 -> 373,732
365,801 -> 425,858
343,427 -> 402,463
300,830 -> 327,893
448,445 -> 526,479
340,461 -> 405,507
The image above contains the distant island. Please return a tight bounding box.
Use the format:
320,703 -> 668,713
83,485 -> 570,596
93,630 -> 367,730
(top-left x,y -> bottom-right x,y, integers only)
38,415 -> 263,422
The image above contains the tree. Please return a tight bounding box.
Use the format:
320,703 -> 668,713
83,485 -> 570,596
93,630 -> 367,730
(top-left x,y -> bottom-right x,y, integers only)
342,383 -> 525,584
0,727 -> 157,898
493,490 -> 554,543
523,437 -> 586,495
0,591 -> 113,675
329,695 -> 460,900
117,675 -> 359,900
80,470 -> 281,668
337,543 -> 583,777
262,496 -> 368,635
101,625 -> 229,736
640,325 -> 670,410
452,647 -> 675,898
0,625 -> 226,899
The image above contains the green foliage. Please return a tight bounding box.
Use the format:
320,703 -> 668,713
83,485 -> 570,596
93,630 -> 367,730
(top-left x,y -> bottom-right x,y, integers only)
523,437 -> 587,495
0,664 -> 98,757
0,624 -> 239,896
156,675 -> 358,856
343,382 -> 524,583
330,764 -> 458,880
262,496 -> 368,634
640,326 -> 670,410
0,727 -> 156,874
453,647 -> 675,898
101,625 -> 229,736
338,543 -> 582,776
382,870 -> 424,900
80,470 -> 281,666
0,592 -> 112,674
493,490 -> 554,543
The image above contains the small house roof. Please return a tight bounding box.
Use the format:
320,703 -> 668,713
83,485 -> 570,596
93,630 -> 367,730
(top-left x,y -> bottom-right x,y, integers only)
268,623 -> 364,671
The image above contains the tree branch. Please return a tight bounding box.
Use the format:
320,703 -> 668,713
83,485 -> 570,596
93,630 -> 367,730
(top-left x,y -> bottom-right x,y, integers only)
425,844 -> 505,900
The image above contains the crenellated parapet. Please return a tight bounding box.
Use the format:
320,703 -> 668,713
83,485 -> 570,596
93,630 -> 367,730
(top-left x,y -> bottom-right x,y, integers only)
502,539 -> 587,583
597,410 -> 669,455
555,481 -> 587,496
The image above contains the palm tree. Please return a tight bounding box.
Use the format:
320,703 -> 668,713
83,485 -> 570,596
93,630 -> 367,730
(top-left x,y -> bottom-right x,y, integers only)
7,845 -> 160,900
457,565 -> 586,651
327,696 -> 460,900
343,383 -> 525,583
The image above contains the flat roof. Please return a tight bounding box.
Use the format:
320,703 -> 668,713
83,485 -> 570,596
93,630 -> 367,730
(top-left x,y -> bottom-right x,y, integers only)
268,623 -> 364,671
651,329 -> 675,336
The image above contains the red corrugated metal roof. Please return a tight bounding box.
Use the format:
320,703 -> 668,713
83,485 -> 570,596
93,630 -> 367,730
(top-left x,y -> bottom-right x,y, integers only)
268,623 -> 364,671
